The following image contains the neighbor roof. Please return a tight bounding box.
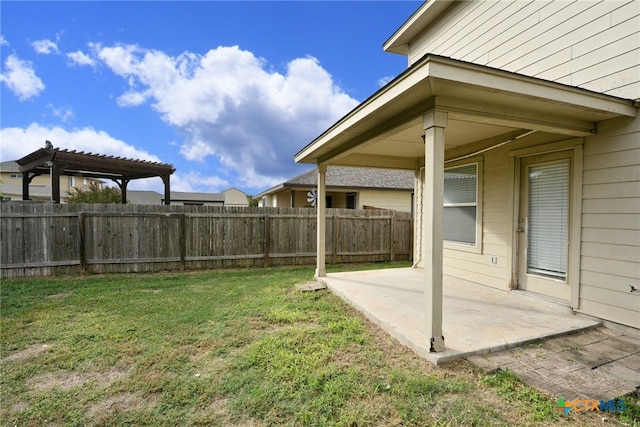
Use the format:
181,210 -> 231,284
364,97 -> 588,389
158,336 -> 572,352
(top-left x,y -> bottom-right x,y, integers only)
128,190 -> 224,205
258,166 -> 414,197
168,192 -> 225,203
0,161 -> 21,173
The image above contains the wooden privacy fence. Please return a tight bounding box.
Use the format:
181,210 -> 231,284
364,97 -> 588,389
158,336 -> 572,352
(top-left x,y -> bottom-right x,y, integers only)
1,203 -> 412,278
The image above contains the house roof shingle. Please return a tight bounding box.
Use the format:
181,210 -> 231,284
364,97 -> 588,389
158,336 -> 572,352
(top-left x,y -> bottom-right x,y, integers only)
286,166 -> 414,190
257,166 -> 414,198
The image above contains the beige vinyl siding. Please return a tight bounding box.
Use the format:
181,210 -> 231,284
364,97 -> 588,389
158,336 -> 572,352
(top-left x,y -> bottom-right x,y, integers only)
222,188 -> 248,206
293,191 -> 311,208
1,171 -> 103,200
578,116 -> 640,327
409,0 -> 639,99
358,190 -> 412,212
275,191 -> 290,208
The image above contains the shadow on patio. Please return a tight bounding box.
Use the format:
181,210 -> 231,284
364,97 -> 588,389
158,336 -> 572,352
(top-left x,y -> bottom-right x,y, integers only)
319,267 -> 601,365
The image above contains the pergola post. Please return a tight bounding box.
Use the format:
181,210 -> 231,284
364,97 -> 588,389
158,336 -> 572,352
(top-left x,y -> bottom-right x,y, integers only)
423,109 -> 447,352
51,164 -> 62,204
315,163 -> 327,278
121,179 -> 129,204
162,175 -> 171,206
22,173 -> 30,201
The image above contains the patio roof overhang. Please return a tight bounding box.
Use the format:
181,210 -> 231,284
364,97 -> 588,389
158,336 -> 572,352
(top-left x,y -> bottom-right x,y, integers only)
294,54 -> 637,169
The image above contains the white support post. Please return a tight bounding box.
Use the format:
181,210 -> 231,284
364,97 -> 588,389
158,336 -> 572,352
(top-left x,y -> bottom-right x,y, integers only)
315,163 -> 327,278
423,110 -> 447,352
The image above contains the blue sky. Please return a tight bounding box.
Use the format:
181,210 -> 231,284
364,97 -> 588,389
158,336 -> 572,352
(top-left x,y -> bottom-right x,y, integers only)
1,1 -> 420,195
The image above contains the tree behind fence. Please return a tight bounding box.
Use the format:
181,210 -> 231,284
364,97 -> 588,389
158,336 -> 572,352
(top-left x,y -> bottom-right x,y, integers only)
1,203 -> 412,278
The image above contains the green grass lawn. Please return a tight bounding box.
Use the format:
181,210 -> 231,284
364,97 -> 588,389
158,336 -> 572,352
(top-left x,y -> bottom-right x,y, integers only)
1,264 -> 636,426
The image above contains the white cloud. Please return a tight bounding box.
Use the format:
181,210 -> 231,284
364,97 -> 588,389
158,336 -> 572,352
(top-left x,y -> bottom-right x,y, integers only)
47,103 -> 74,123
0,35 -> 8,46
116,90 -> 148,107
32,39 -> 59,55
93,43 -> 359,186
67,50 -> 96,67
171,171 -> 230,192
0,123 -> 161,164
0,54 -> 45,101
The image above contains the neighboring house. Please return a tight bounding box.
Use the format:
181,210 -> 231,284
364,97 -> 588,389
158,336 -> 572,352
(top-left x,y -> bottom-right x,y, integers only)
295,0 -> 639,349
128,190 -> 225,206
222,187 -> 250,207
0,160 -> 104,202
257,166 -> 414,212
126,191 -> 165,205
0,181 -> 52,201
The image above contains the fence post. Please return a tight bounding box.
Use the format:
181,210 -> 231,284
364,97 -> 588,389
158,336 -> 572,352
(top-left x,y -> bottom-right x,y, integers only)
332,213 -> 338,264
180,213 -> 186,272
78,212 -> 86,275
263,215 -> 270,267
390,211 -> 396,262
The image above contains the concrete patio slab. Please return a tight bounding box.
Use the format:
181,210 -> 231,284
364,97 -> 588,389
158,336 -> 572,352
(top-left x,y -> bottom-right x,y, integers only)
319,268 -> 601,365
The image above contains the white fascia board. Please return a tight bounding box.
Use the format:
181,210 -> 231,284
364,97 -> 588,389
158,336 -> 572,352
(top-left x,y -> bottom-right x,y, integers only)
427,59 -> 638,118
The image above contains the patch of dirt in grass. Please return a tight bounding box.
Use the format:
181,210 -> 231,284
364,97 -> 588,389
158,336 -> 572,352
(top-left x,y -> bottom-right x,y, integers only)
28,367 -> 130,392
6,401 -> 30,416
45,292 -> 72,299
86,391 -> 161,420
186,341 -> 224,363
140,289 -> 163,294
204,398 -> 228,416
1,343 -> 53,363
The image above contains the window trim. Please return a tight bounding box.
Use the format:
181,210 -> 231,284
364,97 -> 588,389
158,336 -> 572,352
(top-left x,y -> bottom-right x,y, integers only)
443,157 -> 483,254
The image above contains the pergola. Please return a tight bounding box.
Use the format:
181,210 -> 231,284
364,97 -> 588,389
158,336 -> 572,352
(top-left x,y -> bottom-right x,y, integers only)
16,145 -> 176,204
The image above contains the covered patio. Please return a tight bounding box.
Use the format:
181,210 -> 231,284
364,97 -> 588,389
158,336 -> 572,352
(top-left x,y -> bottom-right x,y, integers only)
295,54 -> 636,356
319,268 -> 601,365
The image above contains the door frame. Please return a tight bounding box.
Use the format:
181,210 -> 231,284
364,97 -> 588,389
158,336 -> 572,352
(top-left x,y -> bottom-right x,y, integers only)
508,139 -> 584,308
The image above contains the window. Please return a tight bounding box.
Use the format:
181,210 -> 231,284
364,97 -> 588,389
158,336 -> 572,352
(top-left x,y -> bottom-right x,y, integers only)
444,163 -> 477,246
10,173 -> 22,178
346,193 -> 356,209
527,161 -> 569,279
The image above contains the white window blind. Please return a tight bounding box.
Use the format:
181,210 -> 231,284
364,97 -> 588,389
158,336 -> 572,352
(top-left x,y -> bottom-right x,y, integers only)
444,163 -> 477,245
527,162 -> 568,279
